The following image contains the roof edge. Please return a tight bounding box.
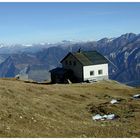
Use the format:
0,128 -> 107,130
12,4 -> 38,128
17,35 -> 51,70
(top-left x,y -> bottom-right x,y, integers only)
60,52 -> 72,63
60,52 -> 84,66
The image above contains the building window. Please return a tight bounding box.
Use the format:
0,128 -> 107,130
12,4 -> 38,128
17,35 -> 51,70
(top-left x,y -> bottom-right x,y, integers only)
65,60 -> 68,65
73,61 -> 76,66
98,70 -> 103,75
90,71 -> 94,76
69,61 -> 72,65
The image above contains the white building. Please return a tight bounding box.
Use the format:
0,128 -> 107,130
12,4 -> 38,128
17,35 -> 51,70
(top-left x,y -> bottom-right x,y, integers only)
60,50 -> 109,82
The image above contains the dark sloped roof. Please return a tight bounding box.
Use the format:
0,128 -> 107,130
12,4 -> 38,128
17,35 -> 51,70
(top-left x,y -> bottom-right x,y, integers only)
72,52 -> 93,65
49,67 -> 67,74
82,51 -> 108,65
61,51 -> 108,66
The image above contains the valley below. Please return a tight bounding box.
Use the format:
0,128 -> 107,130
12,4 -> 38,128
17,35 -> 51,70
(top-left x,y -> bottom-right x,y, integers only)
0,33 -> 139,86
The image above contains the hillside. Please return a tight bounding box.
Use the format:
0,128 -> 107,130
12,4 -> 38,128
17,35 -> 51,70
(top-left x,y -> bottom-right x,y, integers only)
0,79 -> 140,137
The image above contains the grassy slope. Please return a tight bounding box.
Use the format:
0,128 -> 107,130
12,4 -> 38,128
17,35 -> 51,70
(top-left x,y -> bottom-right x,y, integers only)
0,79 -> 140,138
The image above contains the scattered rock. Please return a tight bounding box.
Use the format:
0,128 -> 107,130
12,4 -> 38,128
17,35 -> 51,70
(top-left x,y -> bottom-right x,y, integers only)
133,94 -> 140,99
19,116 -> 23,119
31,117 -> 37,122
110,99 -> 119,104
6,126 -> 10,130
105,114 -> 116,120
92,113 -> 117,121
81,134 -> 87,138
33,119 -> 37,123
92,114 -> 103,120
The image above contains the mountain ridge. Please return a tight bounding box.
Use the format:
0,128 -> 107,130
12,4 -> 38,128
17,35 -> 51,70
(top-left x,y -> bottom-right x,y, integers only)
0,33 -> 139,86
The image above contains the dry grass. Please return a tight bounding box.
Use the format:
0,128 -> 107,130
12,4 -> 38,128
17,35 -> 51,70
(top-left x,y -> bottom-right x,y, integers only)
0,78 -> 140,137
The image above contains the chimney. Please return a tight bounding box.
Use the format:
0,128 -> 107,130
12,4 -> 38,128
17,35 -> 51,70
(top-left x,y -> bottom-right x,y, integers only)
78,48 -> 81,53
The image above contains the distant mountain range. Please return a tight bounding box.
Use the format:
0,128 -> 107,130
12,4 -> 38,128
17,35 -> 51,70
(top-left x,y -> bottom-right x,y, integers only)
0,33 -> 139,86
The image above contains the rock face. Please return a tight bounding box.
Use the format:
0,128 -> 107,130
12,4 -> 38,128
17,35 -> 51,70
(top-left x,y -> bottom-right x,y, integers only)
104,34 -> 140,85
0,56 -> 16,77
0,33 -> 139,85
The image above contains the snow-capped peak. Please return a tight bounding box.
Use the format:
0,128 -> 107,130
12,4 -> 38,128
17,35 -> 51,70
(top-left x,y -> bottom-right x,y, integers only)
0,43 -> 5,48
22,44 -> 33,47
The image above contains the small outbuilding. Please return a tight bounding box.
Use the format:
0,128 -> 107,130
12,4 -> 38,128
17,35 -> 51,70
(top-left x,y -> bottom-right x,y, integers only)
49,67 -> 76,83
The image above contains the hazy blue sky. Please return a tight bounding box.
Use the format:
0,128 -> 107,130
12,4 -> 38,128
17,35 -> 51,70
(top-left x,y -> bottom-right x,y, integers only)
0,2 -> 140,45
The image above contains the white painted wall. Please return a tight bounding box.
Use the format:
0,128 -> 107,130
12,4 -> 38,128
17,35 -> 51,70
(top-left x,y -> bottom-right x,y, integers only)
83,63 -> 108,81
